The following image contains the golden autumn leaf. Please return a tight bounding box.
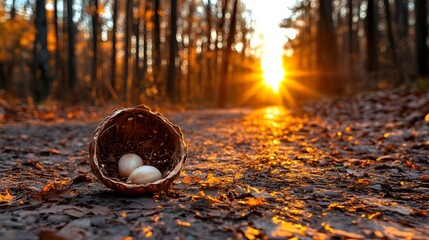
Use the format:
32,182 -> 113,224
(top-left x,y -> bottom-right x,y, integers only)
36,179 -> 73,201
368,212 -> 382,219
176,220 -> 191,227
247,197 -> 263,207
243,227 -> 260,240
202,173 -> 222,187
328,202 -> 346,210
0,189 -> 15,203
270,216 -> 307,237
182,175 -> 202,185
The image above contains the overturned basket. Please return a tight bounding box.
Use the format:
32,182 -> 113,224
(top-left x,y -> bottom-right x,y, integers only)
89,105 -> 187,194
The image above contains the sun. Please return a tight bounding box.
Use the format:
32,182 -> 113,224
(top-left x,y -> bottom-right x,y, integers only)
262,52 -> 285,93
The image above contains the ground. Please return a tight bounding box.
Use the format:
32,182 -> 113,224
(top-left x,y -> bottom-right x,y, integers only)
0,88 -> 428,239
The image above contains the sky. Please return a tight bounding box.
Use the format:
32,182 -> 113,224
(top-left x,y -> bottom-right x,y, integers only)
244,0 -> 297,91
244,0 -> 295,57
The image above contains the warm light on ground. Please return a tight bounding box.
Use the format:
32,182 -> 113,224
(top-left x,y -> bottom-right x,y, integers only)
262,53 -> 285,93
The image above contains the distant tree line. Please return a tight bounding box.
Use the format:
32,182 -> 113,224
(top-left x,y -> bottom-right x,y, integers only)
0,0 -> 258,107
282,0 -> 429,96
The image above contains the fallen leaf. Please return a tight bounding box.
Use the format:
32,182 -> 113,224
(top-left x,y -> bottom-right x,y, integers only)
368,212 -> 382,219
182,176 -> 202,185
39,148 -> 61,156
324,224 -> 364,239
243,227 -> 261,240
270,216 -> 307,237
247,197 -> 263,207
176,219 -> 191,227
201,173 -> 222,187
328,202 -> 346,210
0,189 -> 15,204
22,160 -> 44,171
36,179 -> 73,202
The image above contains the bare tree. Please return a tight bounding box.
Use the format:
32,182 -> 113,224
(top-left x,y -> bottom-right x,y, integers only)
365,0 -> 378,72
91,0 -> 99,100
185,0 -> 196,100
218,0 -> 238,107
415,0 -> 429,77
111,0 -> 118,92
124,0 -> 132,102
53,0 -> 63,101
142,0 -> 149,90
214,0 -> 229,93
5,0 -> 17,91
395,0 -> 408,41
32,0 -> 52,102
153,0 -> 161,86
204,0 -> 214,101
134,0 -> 142,96
167,0 -> 178,102
317,0 -> 339,94
347,0 -> 353,58
383,0 -> 397,65
67,0 -> 77,92
10,0 -> 16,19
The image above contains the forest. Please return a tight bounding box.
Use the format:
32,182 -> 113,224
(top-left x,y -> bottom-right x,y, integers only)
281,0 -> 428,98
1,0 -> 258,108
0,1 -> 428,239
0,0 -> 428,108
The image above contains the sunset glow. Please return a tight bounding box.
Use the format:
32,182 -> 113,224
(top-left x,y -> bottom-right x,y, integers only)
244,0 -> 294,96
262,52 -> 285,93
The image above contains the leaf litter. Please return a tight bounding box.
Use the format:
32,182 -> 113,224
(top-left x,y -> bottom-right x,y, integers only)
0,88 -> 428,239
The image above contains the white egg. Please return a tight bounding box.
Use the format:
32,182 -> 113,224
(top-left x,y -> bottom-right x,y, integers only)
118,153 -> 143,178
127,165 -> 162,184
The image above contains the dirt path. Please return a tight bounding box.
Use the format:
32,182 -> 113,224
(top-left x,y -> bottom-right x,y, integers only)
1,89 -> 428,239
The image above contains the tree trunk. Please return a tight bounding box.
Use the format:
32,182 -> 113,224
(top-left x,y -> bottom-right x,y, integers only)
53,0 -> 63,101
395,0 -> 408,40
317,0 -> 338,95
167,0 -> 178,103
153,0 -> 161,86
124,0 -> 132,103
143,1 -> 149,89
415,0 -> 429,77
204,0 -> 213,102
6,0 -> 18,91
383,0 -> 397,65
213,0 -> 229,102
111,0 -> 118,92
67,0 -> 77,92
134,0 -> 141,99
365,0 -> 378,73
186,0 -> 195,101
217,0 -> 238,107
347,0 -> 353,57
394,0 -> 409,82
32,0 -> 51,102
62,0 -> 67,99
10,0 -> 16,19
91,0 -> 99,100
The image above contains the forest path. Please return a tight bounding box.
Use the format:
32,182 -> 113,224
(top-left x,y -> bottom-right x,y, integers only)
1,90 -> 429,239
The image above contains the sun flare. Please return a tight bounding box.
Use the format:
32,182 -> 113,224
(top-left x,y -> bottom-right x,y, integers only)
262,52 -> 285,93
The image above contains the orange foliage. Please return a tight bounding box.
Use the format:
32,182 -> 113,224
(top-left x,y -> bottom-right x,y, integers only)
0,13 -> 35,61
